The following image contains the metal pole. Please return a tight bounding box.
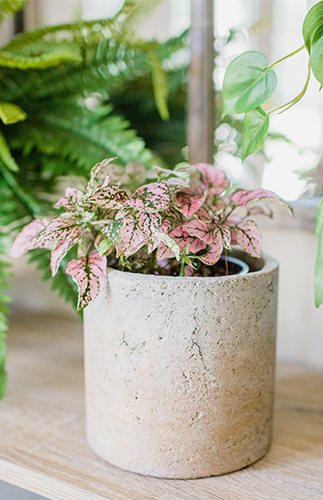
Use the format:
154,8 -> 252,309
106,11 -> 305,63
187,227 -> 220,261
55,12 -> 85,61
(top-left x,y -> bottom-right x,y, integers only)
188,0 -> 215,164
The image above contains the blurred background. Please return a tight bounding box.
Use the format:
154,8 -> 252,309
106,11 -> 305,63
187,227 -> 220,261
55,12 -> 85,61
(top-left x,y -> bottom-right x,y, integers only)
3,0 -> 323,368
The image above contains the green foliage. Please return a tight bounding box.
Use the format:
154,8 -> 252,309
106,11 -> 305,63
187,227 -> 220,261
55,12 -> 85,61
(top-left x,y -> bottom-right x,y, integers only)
0,102 -> 27,125
222,51 -> 277,116
28,248 -> 81,315
242,107 -> 269,161
0,0 -> 28,24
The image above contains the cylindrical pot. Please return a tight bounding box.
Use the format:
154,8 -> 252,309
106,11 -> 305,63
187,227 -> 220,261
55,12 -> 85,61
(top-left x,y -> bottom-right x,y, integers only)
83,251 -> 278,479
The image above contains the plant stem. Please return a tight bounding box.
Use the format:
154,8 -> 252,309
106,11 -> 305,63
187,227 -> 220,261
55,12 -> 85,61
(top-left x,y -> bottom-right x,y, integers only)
179,258 -> 185,277
224,248 -> 229,276
267,44 -> 306,69
268,59 -> 311,115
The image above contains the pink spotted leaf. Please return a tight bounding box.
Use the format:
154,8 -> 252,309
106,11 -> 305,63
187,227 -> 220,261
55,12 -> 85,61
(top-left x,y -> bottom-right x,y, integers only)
199,230 -> 223,265
126,183 -> 171,212
190,163 -> 229,196
174,187 -> 205,217
65,252 -> 107,309
221,226 -> 232,250
37,217 -> 83,243
50,229 -> 87,276
120,216 -> 146,255
10,218 -> 50,258
54,187 -> 83,210
182,219 -> 214,244
234,220 -> 262,258
230,189 -> 292,210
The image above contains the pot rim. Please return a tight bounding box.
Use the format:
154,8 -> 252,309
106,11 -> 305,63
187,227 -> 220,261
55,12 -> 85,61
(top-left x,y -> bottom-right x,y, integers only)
106,252 -> 278,283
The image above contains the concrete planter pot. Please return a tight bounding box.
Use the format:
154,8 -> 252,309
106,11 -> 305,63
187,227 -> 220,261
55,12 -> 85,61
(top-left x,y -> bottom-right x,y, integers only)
83,251 -> 278,479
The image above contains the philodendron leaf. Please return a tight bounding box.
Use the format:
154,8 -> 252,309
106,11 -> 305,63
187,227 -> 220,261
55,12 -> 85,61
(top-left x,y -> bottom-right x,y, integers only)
303,1 -> 323,85
309,25 -> 323,85
314,197 -> 323,307
242,107 -> 269,161
222,50 -> 277,115
0,102 -> 27,125
302,0 -> 323,51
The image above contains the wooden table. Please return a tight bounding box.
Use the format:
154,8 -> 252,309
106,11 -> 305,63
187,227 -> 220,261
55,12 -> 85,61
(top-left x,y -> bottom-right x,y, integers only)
1,312 -> 323,500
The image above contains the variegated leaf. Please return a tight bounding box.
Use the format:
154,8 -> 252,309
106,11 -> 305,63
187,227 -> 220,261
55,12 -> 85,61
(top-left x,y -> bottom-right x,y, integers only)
221,226 -> 232,250
83,184 -> 126,209
155,232 -> 181,261
174,187 -> 205,217
10,218 -> 50,258
138,212 -> 162,239
54,187 -> 83,210
182,219 -> 214,244
126,183 -> 171,212
234,220 -> 262,258
190,163 -> 229,195
37,217 -> 83,243
230,189 -> 291,209
101,220 -> 122,242
65,252 -> 107,310
120,216 -> 146,255
51,234 -> 83,276
85,158 -> 116,194
199,230 -> 223,265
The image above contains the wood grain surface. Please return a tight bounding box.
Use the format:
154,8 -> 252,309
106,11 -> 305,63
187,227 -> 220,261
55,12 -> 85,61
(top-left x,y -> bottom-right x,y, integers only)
0,312 -> 322,500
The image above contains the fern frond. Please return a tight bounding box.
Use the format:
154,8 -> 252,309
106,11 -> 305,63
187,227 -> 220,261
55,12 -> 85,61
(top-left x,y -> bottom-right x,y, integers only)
0,0 -> 28,25
28,248 -> 80,315
0,49 -> 82,69
6,99 -> 154,173
0,232 -> 13,400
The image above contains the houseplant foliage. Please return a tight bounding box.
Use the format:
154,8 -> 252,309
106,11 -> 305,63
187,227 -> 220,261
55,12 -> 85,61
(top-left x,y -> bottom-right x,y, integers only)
222,0 -> 323,308
0,0 -> 187,398
10,159 -> 291,310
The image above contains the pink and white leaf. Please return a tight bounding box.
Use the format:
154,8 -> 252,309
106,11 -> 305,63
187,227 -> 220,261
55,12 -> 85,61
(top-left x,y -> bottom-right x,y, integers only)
120,216 -> 146,255
182,219 -> 214,244
83,184 -> 123,209
155,232 -> 180,261
138,212 -> 162,239
230,189 -> 291,209
65,252 -> 107,310
147,220 -> 171,254
126,183 -> 171,212
221,226 -> 232,250
54,187 -> 83,210
174,187 -> 205,217
199,230 -> 223,265
10,218 -> 50,258
190,163 -> 229,195
85,158 -> 115,194
234,220 -> 262,258
50,231 -> 85,276
37,217 -> 83,243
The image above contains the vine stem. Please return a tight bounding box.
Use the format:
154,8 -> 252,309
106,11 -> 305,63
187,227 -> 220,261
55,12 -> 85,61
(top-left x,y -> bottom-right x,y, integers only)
267,44 -> 306,69
268,59 -> 311,115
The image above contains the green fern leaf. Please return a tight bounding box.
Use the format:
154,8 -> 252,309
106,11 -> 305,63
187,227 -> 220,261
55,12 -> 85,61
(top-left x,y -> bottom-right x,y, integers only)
0,49 -> 82,69
0,0 -> 28,25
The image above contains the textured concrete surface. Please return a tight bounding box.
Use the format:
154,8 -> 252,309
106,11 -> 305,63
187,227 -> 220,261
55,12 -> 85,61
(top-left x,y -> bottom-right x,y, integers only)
84,253 -> 279,479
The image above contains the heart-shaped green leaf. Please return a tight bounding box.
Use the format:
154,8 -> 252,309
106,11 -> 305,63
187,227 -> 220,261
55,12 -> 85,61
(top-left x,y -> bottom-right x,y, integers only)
0,102 -> 27,125
310,25 -> 323,85
242,107 -> 269,161
222,50 -> 277,115
314,197 -> 323,307
302,0 -> 323,51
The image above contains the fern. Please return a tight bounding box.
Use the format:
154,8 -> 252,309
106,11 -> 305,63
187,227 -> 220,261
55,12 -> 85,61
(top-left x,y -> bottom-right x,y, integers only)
28,247 -> 81,317
0,0 -> 28,24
